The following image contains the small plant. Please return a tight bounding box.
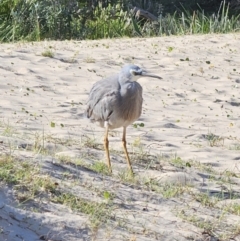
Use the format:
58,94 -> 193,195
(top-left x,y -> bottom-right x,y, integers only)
170,155 -> 188,169
177,207 -> 240,240
91,161 -> 110,175
103,190 -> 115,203
41,49 -> 54,58
118,169 -> 137,183
132,122 -> 144,128
225,203 -> 240,215
61,51 -> 79,63
57,155 -> 72,164
0,155 -> 57,202
144,178 -> 161,192
193,192 -> 219,207
84,56 -> 96,63
204,132 -> 224,147
52,192 -> 113,229
145,177 -> 189,198
131,137 -> 150,164
161,183 -> 188,198
190,160 -> 215,174
1,120 -> 17,137
229,144 -> 240,150
81,135 -> 99,149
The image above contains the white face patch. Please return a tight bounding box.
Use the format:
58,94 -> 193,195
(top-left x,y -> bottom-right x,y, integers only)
131,74 -> 141,81
130,68 -> 142,82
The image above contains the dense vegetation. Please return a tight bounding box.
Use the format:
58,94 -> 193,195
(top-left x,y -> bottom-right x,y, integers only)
0,0 -> 239,42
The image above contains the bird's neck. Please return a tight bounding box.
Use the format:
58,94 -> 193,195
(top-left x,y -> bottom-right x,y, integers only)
120,81 -> 140,98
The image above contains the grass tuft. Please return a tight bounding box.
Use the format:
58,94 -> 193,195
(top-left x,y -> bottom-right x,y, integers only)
52,192 -> 113,228
41,49 -> 54,58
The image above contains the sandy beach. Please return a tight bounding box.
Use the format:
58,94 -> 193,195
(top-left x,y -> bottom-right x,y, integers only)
0,33 -> 240,241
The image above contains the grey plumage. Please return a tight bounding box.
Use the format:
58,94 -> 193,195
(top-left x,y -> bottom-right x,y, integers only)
85,64 -> 161,174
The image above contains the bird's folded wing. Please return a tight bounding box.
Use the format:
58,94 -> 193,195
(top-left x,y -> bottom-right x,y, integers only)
86,88 -> 119,122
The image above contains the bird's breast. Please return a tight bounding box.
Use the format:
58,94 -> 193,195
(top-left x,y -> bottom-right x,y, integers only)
108,81 -> 143,128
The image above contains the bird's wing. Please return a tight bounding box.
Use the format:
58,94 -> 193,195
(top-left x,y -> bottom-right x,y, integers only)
85,76 -> 120,122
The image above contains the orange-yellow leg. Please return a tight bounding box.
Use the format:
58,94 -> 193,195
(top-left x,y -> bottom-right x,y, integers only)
104,124 -> 112,173
122,127 -> 133,175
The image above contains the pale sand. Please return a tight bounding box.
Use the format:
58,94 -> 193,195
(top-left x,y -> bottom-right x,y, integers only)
0,34 -> 240,241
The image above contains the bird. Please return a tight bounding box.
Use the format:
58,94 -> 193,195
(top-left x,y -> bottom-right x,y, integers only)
85,64 -> 161,174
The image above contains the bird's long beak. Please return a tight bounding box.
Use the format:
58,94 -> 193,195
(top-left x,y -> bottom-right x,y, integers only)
142,71 -> 162,79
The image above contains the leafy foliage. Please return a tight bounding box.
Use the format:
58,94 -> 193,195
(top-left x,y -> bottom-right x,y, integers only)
0,0 -> 239,42
84,3 -> 133,39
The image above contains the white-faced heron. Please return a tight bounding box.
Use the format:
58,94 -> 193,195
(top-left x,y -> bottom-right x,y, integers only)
85,64 -> 161,174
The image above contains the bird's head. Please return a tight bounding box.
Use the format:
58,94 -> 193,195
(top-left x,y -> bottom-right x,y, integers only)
119,64 -> 162,82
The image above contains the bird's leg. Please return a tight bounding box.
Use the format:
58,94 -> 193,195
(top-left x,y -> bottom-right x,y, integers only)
122,127 -> 133,175
104,122 -> 112,173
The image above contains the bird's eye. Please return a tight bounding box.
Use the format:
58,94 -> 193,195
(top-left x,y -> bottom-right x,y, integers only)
135,70 -> 142,76
130,68 -> 142,76
130,69 -> 136,75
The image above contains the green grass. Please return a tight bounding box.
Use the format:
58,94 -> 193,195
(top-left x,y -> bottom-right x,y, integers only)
56,154 -> 111,175
204,132 -> 224,147
85,3 -> 132,39
0,0 -> 239,42
177,207 -> 240,241
144,178 -> 188,198
1,128 -> 240,240
0,117 -> 240,240
52,192 -> 113,228
0,154 -> 113,228
91,161 -> 110,175
0,155 -> 57,202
